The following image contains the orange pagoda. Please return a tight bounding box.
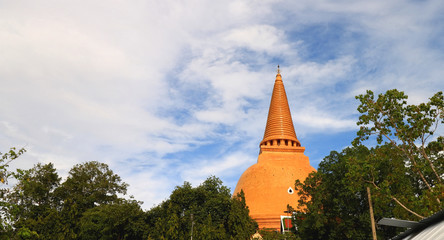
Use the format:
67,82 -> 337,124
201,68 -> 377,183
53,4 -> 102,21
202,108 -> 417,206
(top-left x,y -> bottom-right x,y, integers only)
234,67 -> 316,231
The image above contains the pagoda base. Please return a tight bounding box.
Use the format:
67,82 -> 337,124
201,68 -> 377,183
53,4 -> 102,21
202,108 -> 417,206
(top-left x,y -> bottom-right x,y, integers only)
252,214 -> 281,231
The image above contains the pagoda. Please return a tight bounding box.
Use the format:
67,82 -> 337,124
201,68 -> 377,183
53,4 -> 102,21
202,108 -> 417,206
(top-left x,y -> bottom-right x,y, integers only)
234,67 -> 315,231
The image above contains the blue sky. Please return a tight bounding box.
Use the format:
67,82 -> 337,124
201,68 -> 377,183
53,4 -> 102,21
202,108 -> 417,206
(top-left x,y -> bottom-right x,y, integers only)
1,0 -> 443,209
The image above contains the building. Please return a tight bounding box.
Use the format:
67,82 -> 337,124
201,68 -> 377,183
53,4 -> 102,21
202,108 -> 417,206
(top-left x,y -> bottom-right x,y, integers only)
234,67 -> 316,231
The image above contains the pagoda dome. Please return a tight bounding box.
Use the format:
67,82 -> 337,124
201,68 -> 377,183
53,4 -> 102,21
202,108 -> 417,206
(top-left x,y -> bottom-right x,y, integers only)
234,147 -> 315,230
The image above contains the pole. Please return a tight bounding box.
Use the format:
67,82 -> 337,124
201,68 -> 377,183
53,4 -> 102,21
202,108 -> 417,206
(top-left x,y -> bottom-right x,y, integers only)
367,187 -> 377,240
190,214 -> 194,240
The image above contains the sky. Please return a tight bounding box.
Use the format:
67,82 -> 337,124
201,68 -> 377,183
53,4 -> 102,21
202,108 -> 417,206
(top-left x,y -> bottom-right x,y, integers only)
1,0 -> 443,209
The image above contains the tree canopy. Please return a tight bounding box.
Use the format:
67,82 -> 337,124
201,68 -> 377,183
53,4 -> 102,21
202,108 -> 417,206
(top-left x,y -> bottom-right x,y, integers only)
294,90 -> 443,239
2,161 -> 140,239
0,147 -> 26,238
78,199 -> 149,240
1,159 -> 257,239
146,176 -> 257,240
353,89 -> 443,218
294,146 -> 375,240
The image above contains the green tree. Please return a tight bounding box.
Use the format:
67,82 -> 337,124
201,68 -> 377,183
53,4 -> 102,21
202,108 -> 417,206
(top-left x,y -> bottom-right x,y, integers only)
57,161 -> 129,239
353,89 -> 443,218
59,161 -> 128,209
7,163 -> 62,239
348,144 -> 442,220
146,176 -> 257,240
79,199 -> 149,240
227,191 -> 258,240
0,147 -> 26,185
0,147 -> 26,238
2,159 -> 146,239
294,146 -> 374,240
293,90 -> 443,240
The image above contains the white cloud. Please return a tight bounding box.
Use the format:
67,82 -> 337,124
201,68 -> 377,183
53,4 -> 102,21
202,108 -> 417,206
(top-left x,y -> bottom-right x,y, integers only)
181,151 -> 257,187
223,25 -> 290,54
286,56 -> 356,86
293,111 -> 357,133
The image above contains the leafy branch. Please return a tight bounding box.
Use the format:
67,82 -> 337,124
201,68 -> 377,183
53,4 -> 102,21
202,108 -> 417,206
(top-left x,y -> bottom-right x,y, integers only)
354,90 -> 443,205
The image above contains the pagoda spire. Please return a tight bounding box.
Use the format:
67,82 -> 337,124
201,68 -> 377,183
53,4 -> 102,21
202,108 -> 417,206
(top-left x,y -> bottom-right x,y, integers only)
260,66 -> 301,150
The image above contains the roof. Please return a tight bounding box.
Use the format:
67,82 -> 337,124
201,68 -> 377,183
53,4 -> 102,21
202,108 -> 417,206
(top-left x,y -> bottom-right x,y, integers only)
391,210 -> 444,240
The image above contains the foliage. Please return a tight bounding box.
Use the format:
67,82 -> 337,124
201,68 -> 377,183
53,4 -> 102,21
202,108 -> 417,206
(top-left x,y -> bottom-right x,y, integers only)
146,176 -> 257,240
57,161 -> 129,239
59,161 -> 128,210
293,90 -> 443,240
294,146 -> 375,240
353,89 -> 443,218
0,152 -> 261,240
3,161 -> 257,239
0,147 -> 26,238
79,199 -> 149,240
348,143 -> 442,220
0,147 -> 26,185
8,163 -> 62,239
227,191 -> 258,239
3,161 -> 132,239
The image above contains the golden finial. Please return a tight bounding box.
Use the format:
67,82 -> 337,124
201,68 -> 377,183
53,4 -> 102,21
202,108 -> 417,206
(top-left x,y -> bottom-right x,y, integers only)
277,65 -> 280,74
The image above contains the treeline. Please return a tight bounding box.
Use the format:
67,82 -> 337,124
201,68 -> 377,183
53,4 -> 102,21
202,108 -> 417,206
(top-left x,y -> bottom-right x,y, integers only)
0,158 -> 257,239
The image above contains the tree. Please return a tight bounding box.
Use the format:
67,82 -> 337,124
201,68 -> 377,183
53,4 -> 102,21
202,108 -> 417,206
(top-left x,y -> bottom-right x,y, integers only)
294,146 -> 375,240
146,176 -> 257,239
227,191 -> 258,240
353,90 -> 443,218
2,158 -> 146,239
7,163 -> 62,239
59,161 -> 128,209
57,161 -> 129,239
293,90 -> 443,240
347,144 -> 443,220
0,147 -> 26,185
0,147 -> 26,238
79,199 -> 149,240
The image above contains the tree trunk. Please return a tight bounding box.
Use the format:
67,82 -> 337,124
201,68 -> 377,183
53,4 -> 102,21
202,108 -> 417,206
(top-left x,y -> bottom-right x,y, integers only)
367,187 -> 378,240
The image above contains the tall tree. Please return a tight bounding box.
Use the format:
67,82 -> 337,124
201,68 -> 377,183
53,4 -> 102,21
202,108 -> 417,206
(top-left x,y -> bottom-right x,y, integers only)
57,161 -> 129,239
58,161 -> 128,209
353,89 -> 443,217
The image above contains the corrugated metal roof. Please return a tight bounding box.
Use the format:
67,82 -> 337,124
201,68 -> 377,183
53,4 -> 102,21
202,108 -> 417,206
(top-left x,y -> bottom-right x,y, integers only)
392,210 -> 444,240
